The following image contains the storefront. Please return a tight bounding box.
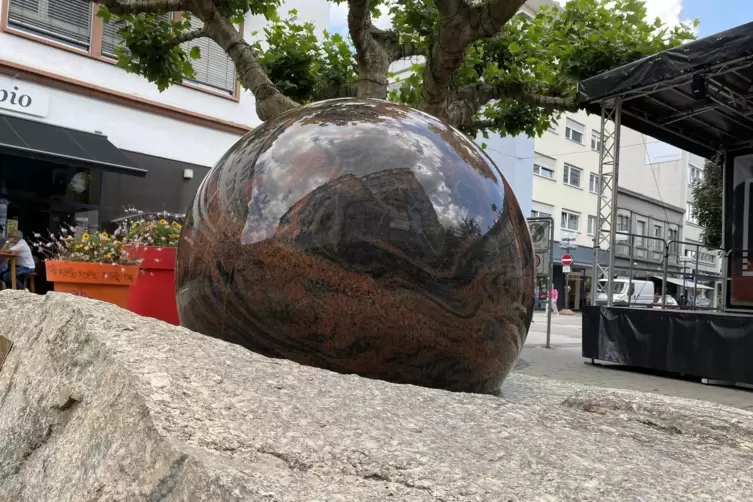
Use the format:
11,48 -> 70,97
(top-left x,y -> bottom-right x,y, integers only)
0,66 -> 244,292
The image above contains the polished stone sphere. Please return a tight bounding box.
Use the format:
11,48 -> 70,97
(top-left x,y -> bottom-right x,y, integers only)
176,98 -> 534,394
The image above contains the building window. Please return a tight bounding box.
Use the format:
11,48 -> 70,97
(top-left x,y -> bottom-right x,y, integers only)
668,228 -> 679,254
617,214 -> 630,233
689,164 -> 703,185
102,13 -> 171,59
8,0 -> 92,49
563,164 -> 582,188
636,220 -> 646,247
587,215 -> 597,235
533,154 -> 555,179
591,130 -> 601,151
565,118 -> 585,144
561,210 -> 580,232
654,225 -> 663,250
531,202 -> 554,220
686,200 -> 698,224
181,15 -> 237,94
686,248 -> 717,266
589,173 -> 602,194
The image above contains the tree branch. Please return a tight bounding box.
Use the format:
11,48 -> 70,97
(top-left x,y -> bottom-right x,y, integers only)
312,82 -> 359,101
90,0 -> 188,15
469,0 -> 527,39
446,81 -> 578,129
419,0 -> 526,121
194,1 -> 299,121
371,30 -> 427,62
165,27 -> 207,49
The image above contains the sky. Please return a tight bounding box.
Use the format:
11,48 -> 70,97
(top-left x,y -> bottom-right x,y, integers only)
328,0 -> 753,37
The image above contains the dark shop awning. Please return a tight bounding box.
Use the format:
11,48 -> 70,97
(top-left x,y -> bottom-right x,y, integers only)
0,113 -> 146,176
577,21 -> 753,159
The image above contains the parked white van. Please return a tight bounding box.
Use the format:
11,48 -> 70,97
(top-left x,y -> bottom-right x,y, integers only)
595,279 -> 655,306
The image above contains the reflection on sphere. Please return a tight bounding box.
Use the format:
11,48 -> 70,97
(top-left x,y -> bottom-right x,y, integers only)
176,98 -> 534,395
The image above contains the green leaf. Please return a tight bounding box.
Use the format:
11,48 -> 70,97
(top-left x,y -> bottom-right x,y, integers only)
189,46 -> 201,60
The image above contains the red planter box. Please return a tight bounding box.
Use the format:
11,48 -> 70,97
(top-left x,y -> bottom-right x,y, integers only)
126,246 -> 179,325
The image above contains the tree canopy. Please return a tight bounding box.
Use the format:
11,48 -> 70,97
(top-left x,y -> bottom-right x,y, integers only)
690,156 -> 723,249
94,0 -> 696,137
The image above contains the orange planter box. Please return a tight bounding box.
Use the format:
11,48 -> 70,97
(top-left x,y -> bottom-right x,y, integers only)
45,260 -> 139,308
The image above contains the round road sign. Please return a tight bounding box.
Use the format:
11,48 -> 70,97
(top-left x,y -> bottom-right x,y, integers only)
561,254 -> 573,266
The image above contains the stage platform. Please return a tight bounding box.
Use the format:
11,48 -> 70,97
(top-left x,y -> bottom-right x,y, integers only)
583,306 -> 753,386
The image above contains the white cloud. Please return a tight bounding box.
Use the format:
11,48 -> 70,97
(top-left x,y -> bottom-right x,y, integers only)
329,3 -> 393,30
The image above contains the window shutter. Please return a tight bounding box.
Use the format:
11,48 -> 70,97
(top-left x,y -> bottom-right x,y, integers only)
102,13 -> 171,59
181,16 -> 237,94
101,18 -> 126,58
566,118 -> 585,135
534,153 -> 555,170
8,0 -> 91,48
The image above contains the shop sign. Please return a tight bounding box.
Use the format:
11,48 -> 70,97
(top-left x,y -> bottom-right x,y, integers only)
0,75 -> 49,118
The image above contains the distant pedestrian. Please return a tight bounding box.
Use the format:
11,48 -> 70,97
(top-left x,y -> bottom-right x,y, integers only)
551,287 -> 559,316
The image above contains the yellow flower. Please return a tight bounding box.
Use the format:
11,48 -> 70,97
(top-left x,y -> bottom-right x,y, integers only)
100,232 -> 109,239
159,219 -> 168,225
81,233 -> 90,241
170,234 -> 179,239
75,244 -> 83,249
104,253 -> 112,259
172,221 -> 182,229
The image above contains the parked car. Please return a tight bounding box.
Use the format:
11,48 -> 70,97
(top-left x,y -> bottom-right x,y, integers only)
652,295 -> 680,309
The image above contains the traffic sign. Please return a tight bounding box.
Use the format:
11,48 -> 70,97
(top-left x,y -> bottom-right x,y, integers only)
562,265 -> 571,274
561,254 -> 573,267
528,221 -> 551,251
535,252 -> 549,275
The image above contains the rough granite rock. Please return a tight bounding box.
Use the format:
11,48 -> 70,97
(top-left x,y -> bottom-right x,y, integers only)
1,291 -> 752,502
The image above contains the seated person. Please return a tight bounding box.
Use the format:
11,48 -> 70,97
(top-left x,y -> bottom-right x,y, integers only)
0,230 -> 35,288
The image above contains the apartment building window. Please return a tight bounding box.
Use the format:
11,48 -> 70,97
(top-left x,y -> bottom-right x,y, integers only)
689,164 -> 703,185
589,173 -> 602,194
102,13 -> 171,59
668,228 -> 679,254
8,0 -> 92,49
636,220 -> 646,247
654,225 -> 663,250
591,130 -> 601,151
181,16 -> 237,94
533,154 -> 555,179
686,200 -> 698,224
565,118 -> 585,144
561,210 -> 580,232
531,202 -> 554,220
617,214 -> 630,233
587,215 -> 597,235
563,164 -> 582,188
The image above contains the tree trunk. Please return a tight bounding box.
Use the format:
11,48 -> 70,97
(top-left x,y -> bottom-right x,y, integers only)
348,1 -> 391,98
196,0 -> 299,121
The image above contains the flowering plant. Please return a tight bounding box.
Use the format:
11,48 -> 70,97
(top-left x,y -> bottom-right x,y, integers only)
32,227 -> 139,265
117,209 -> 184,248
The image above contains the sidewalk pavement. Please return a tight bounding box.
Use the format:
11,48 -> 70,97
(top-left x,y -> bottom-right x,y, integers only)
516,312 -> 753,412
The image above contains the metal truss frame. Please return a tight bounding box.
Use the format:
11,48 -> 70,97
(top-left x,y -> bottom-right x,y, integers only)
591,98 -> 623,307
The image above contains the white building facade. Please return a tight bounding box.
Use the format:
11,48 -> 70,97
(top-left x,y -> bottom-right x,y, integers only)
0,0 -> 330,229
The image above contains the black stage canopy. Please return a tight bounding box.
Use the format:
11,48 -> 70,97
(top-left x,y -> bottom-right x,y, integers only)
578,21 -> 753,159
0,114 -> 146,176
